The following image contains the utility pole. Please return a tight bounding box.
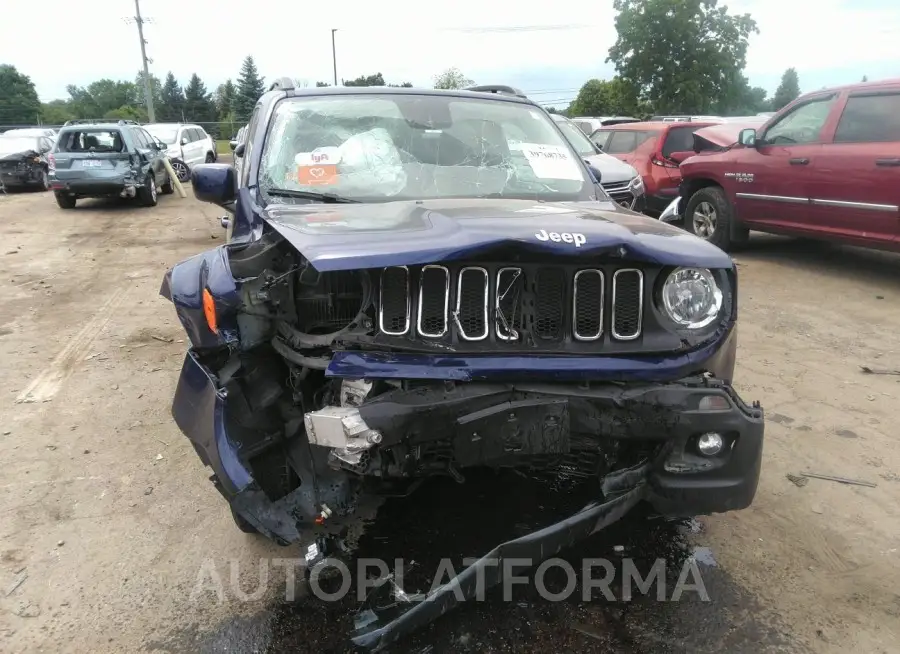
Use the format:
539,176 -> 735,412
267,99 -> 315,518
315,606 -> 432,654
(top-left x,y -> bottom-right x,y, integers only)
331,29 -> 338,86
125,0 -> 156,122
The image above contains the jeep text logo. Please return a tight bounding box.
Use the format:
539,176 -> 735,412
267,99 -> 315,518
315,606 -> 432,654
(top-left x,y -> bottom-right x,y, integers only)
535,229 -> 587,247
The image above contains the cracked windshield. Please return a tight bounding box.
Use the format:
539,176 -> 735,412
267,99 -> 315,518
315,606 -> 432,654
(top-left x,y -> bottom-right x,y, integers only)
259,95 -> 589,201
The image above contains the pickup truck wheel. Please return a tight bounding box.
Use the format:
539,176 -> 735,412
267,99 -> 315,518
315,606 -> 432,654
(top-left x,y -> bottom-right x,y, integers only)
685,186 -> 747,251
55,192 -> 76,209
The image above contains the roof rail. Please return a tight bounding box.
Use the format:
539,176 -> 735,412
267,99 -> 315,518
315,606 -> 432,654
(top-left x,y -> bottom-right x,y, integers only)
269,77 -> 296,92
465,85 -> 527,99
62,118 -> 140,127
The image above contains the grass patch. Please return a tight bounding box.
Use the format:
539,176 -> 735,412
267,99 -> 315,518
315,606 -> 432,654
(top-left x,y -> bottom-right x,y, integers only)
216,140 -> 232,155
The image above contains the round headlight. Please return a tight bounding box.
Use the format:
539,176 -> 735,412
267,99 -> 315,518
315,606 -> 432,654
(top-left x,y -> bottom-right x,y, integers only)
661,267 -> 723,329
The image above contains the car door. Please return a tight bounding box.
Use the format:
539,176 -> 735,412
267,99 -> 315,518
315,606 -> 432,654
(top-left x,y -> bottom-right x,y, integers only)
141,128 -> 167,181
732,93 -> 838,229
132,128 -> 159,183
189,128 -> 206,165
805,88 -> 900,245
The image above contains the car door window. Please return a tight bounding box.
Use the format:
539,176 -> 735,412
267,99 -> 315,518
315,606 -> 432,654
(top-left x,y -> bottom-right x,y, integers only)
191,128 -> 203,142
661,126 -> 698,157
132,129 -> 148,149
762,96 -> 836,145
605,130 -> 658,154
834,92 -> 900,143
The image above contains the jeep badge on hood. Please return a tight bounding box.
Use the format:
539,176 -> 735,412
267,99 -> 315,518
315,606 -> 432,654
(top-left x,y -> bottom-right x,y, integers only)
535,229 -> 587,247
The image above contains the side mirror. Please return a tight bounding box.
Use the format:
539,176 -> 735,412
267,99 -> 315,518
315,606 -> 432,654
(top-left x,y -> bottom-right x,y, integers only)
229,140 -> 238,151
584,161 -> 602,183
181,137 -> 189,146
191,164 -> 236,207
234,143 -> 245,158
739,128 -> 757,147
668,151 -> 692,164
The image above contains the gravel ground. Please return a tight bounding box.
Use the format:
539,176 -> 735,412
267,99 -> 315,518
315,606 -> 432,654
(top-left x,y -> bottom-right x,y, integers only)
0,186 -> 898,653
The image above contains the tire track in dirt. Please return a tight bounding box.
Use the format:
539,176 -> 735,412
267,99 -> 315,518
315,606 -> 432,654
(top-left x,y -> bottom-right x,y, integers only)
15,287 -> 128,404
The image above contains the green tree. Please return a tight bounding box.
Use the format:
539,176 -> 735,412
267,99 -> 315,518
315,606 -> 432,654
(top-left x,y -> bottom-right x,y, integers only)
40,100 -> 75,125
66,79 -> 137,118
184,73 -> 216,124
344,73 -> 386,86
315,81 -> 330,87
861,75 -> 868,82
607,0 -> 758,114
714,72 -> 769,115
213,79 -> 235,118
569,78 -> 642,117
433,67 -> 474,90
0,65 -> 41,125
234,56 -> 266,122
771,68 -> 801,111
159,72 -> 185,122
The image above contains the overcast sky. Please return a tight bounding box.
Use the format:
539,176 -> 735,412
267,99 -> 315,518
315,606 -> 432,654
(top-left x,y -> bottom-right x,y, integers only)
2,0 -> 897,105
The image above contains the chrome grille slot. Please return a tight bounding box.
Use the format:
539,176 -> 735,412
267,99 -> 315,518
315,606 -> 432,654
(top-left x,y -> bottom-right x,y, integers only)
379,266 -> 410,336
612,269 -> 643,340
455,267 -> 489,341
573,269 -> 604,341
534,267 -> 566,340
417,265 -> 449,337
602,182 -> 635,209
495,267 -> 524,342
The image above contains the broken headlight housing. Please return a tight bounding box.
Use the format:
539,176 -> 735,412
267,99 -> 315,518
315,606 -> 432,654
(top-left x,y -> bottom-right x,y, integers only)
661,267 -> 723,329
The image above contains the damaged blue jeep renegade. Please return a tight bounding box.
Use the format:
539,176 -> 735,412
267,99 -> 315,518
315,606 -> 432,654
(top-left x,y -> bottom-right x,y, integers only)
161,81 -> 764,556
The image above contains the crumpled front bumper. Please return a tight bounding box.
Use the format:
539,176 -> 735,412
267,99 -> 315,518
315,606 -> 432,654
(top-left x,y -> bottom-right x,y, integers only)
173,348 -> 764,543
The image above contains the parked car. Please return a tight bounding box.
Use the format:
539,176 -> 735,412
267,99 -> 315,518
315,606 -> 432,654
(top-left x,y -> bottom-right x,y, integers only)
570,116 -> 641,135
144,123 -> 217,181
674,78 -> 900,251
551,113 -> 646,210
48,119 -> 173,209
0,135 -> 54,190
2,127 -> 58,145
161,80 -> 764,634
591,120 -> 719,215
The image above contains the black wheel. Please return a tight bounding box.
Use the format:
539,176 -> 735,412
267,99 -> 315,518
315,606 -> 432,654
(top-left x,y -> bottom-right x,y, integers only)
161,174 -> 174,195
205,152 -> 215,163
170,159 -> 190,183
137,174 -> 158,207
55,192 -> 76,209
38,168 -> 50,191
684,186 -> 748,251
230,506 -> 258,534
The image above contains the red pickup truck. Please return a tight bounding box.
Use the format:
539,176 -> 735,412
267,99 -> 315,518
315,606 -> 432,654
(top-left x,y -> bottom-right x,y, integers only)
673,79 -> 900,252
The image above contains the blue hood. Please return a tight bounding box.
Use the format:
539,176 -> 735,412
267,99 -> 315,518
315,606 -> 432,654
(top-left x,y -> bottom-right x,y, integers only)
261,199 -> 732,271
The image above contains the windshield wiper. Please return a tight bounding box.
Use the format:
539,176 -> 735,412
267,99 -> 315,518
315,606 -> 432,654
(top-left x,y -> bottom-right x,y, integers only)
266,188 -> 359,203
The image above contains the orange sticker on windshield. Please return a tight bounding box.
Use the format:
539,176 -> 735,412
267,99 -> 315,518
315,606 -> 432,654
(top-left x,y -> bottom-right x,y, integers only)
297,164 -> 338,186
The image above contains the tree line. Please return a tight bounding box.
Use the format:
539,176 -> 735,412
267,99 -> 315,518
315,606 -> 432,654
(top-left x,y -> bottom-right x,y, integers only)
0,0 -> 869,135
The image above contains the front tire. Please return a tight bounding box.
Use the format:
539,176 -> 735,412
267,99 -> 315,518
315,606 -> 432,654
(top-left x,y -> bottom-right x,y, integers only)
161,174 -> 174,195
170,159 -> 190,183
205,152 -> 215,163
684,186 -> 748,251
38,168 -> 50,191
138,174 -> 158,207
55,192 -> 76,209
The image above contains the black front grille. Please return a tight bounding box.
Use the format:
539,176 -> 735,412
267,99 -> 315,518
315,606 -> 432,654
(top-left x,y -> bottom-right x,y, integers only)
534,268 -> 566,340
379,266 -> 410,335
612,270 -> 643,339
377,263 -> 648,350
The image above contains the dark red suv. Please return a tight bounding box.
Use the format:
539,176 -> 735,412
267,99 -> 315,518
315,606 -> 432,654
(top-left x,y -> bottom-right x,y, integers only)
676,79 -> 900,252
591,121 -> 718,214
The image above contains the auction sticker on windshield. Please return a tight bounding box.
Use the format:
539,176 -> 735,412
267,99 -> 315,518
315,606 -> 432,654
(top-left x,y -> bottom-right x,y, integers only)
295,148 -> 341,186
516,143 -> 583,181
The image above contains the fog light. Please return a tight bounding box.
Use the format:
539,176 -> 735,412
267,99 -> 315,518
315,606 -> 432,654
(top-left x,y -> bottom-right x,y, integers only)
698,395 -> 730,411
697,432 -> 724,456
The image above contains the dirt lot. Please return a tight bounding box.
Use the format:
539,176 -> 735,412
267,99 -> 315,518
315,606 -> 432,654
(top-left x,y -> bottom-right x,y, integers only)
0,186 -> 898,653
